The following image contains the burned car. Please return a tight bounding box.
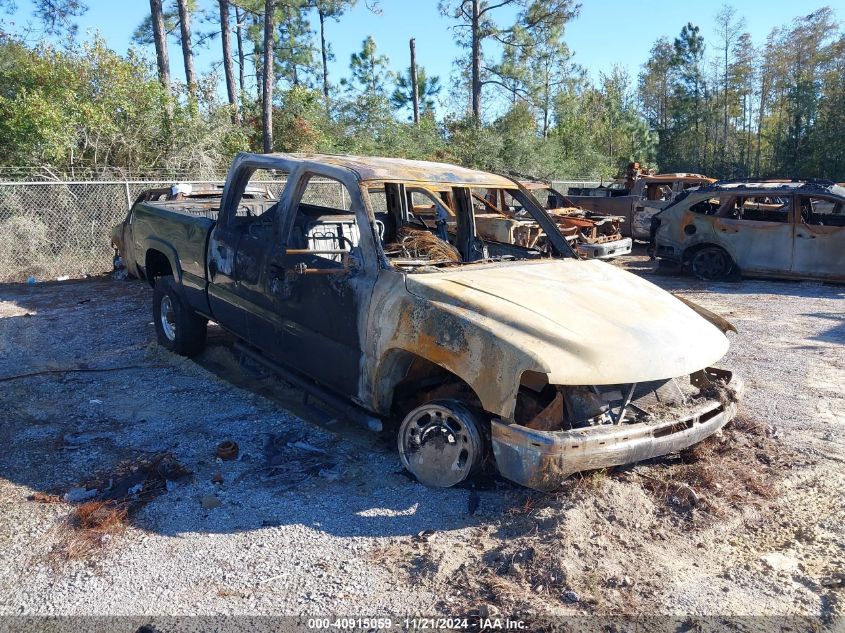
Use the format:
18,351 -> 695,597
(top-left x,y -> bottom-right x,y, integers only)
517,179 -> 632,259
134,182 -> 275,204
112,152 -> 741,491
653,179 -> 845,281
400,179 -> 631,259
568,165 -> 716,240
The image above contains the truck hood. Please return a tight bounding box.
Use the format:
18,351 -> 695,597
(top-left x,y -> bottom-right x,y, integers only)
404,259 -> 731,385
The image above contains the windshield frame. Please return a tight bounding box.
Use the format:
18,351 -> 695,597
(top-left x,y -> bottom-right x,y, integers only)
363,181 -> 577,272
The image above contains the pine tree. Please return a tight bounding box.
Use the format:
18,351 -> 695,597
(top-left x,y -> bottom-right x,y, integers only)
390,66 -> 441,118
343,35 -> 389,98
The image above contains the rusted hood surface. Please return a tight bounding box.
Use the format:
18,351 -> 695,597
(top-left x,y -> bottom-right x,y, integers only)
404,260 -> 730,385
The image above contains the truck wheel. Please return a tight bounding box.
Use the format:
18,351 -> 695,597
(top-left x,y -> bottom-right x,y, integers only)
152,275 -> 207,356
398,399 -> 487,488
689,246 -> 734,281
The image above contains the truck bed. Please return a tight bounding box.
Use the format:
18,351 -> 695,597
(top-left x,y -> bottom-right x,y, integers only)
126,201 -> 217,289
143,197 -> 277,220
146,199 -> 222,220
127,197 -> 278,282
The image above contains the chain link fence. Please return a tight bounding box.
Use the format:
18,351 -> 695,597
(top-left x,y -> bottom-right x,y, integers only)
0,178 -> 600,284
0,179 -> 289,283
553,181 -> 603,192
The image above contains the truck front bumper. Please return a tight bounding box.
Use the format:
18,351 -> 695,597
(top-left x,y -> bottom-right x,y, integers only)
577,237 -> 632,259
491,370 -> 743,491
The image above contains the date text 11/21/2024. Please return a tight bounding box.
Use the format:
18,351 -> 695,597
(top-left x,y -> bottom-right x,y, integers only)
305,617 -> 528,630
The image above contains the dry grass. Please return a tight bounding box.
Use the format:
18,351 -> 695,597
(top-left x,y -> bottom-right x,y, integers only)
41,452 -> 189,561
453,416 -> 785,615
0,214 -> 54,280
372,414 -> 790,618
385,227 -> 461,263
505,494 -> 538,517
54,500 -> 129,560
28,492 -> 62,503
635,414 -> 783,520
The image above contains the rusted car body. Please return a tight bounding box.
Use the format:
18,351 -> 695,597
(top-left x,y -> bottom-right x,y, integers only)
568,173 -> 716,240
112,152 -> 741,491
653,180 -> 845,282
413,180 -> 632,259
516,180 -> 632,259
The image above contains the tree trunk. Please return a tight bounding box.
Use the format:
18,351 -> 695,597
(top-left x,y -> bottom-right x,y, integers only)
723,45 -> 729,169
319,9 -> 330,106
471,0 -> 481,121
149,0 -> 172,109
253,8 -> 264,103
542,69 -> 550,138
262,0 -> 276,153
745,88 -> 752,175
410,38 -> 420,124
219,0 -> 240,124
256,42 -> 263,103
176,0 -> 196,100
234,4 -> 246,97
694,77 -> 701,171
755,75 -> 768,177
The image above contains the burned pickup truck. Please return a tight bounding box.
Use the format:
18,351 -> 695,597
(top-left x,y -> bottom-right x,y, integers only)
112,152 -> 741,491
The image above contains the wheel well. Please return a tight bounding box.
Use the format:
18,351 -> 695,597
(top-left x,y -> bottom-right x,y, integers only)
145,249 -> 173,286
378,349 -> 484,422
682,242 -> 730,265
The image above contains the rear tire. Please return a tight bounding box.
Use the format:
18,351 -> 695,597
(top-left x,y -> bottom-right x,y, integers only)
689,246 -> 734,281
153,275 -> 207,356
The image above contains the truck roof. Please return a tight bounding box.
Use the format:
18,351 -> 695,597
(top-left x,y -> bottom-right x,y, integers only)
517,179 -> 553,190
265,152 -> 515,187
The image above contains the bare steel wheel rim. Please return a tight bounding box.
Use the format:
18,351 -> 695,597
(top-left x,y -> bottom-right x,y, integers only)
693,248 -> 729,280
398,401 -> 484,488
160,295 -> 177,341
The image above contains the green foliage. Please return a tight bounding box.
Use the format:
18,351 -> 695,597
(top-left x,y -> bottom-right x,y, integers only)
443,116 -> 504,172
272,85 -> 329,151
342,35 -> 389,97
638,9 -> 845,180
492,101 -> 547,175
132,7 -> 178,47
0,36 -> 247,175
4,2 -> 843,184
552,84 -> 624,179
0,27 -> 657,182
275,0 -> 319,88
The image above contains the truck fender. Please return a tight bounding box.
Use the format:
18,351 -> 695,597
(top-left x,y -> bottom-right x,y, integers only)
371,347 -> 490,417
141,237 -> 183,286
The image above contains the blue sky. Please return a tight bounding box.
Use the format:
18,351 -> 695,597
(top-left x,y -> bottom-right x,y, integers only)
6,0 -> 836,115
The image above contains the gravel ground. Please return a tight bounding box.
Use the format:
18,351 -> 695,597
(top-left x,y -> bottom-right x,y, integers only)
0,251 -> 842,630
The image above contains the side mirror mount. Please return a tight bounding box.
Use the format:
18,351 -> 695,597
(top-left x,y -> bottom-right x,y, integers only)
343,247 -> 363,275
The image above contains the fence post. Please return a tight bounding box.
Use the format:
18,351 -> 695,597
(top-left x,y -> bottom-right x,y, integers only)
123,181 -> 132,209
